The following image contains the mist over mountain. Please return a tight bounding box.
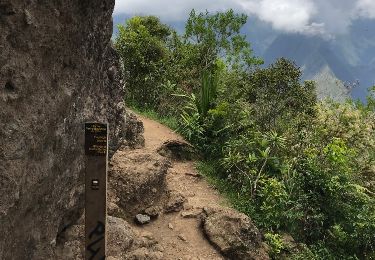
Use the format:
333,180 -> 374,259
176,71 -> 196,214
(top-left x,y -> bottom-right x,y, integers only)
333,19 -> 375,99
262,34 -> 353,101
113,14 -> 374,101
245,18 -> 375,101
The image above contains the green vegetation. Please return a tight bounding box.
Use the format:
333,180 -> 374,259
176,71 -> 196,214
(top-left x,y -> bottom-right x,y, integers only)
115,16 -> 172,108
129,105 -> 179,131
115,10 -> 375,259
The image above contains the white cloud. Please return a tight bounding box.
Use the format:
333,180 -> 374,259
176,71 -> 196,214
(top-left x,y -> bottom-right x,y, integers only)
114,0 -> 375,36
356,0 -> 375,18
239,0 -> 317,33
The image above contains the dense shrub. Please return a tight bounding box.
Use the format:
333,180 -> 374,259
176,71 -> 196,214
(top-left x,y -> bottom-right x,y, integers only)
178,64 -> 375,258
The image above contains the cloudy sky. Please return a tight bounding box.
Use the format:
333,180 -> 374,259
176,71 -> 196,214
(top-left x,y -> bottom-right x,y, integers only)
114,0 -> 375,37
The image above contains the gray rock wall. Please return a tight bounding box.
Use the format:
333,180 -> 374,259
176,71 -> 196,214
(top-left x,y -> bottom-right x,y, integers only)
0,1 -> 133,259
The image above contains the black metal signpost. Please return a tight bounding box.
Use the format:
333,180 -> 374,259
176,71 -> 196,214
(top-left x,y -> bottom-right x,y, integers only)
85,123 -> 108,260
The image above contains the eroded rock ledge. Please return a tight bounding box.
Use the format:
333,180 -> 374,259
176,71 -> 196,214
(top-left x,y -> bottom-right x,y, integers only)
0,1 -> 141,259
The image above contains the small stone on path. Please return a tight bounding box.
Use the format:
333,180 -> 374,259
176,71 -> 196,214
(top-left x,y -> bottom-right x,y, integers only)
134,214 -> 151,225
185,172 -> 201,178
178,234 -> 187,242
144,206 -> 162,218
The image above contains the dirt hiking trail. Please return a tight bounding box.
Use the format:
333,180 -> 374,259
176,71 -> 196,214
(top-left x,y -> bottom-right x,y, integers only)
131,113 -> 226,259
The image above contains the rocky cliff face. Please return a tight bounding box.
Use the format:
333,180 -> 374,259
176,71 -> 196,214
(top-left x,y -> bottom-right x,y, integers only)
0,1 -> 138,259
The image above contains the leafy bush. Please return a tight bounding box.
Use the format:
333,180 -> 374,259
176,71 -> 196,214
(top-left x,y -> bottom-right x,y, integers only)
265,232 -> 285,258
190,62 -> 375,258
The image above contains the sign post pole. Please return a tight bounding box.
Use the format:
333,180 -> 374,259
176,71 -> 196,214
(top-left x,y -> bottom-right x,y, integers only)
84,123 -> 108,260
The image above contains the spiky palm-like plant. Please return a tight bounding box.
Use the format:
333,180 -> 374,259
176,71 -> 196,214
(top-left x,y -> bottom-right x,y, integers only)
196,70 -> 218,118
175,70 -> 219,145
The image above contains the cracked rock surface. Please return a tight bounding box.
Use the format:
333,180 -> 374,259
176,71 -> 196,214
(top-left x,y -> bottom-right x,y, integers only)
0,1 -> 142,259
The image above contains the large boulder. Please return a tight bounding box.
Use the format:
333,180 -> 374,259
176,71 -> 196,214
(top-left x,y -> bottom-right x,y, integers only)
0,1 -> 139,259
109,149 -> 170,220
201,207 -> 269,260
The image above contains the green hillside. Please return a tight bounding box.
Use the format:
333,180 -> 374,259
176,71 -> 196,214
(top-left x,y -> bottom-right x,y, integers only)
114,11 -> 375,259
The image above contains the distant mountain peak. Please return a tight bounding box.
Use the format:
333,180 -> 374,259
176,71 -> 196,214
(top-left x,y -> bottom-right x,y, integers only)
313,65 -> 350,102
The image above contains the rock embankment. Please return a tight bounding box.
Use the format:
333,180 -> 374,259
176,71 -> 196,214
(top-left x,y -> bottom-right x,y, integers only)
0,1 -> 142,258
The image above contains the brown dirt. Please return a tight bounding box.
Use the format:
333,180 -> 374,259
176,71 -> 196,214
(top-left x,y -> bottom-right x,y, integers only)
130,113 -> 227,260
